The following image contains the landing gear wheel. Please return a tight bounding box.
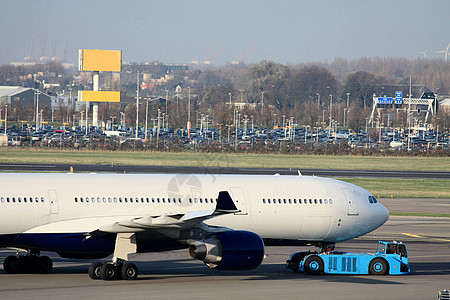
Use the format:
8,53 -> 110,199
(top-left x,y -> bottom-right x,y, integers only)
37,256 -> 52,273
88,262 -> 103,280
3,256 -> 19,274
100,263 -> 118,280
121,263 -> 138,280
304,255 -> 324,275
369,258 -> 388,275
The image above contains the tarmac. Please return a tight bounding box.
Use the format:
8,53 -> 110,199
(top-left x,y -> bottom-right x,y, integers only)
0,198 -> 449,300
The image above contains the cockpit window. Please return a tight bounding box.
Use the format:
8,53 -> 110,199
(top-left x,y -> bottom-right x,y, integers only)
368,196 -> 378,204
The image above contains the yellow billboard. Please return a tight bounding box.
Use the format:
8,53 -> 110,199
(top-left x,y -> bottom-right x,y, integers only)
78,91 -> 120,102
78,49 -> 122,72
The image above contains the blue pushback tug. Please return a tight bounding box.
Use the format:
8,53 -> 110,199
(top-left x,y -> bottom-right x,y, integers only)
287,241 -> 410,275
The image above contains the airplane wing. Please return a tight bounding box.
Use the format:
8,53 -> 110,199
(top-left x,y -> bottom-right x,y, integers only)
92,191 -> 240,235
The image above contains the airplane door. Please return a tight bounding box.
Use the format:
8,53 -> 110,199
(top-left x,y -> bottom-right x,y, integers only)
342,188 -> 358,215
48,190 -> 59,214
229,187 -> 248,215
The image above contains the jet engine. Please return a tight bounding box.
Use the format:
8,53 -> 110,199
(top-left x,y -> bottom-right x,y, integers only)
189,230 -> 264,270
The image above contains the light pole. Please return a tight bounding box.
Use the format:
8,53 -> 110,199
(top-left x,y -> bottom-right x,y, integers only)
261,91 -> 264,115
4,105 -> 7,134
228,92 -> 232,106
120,112 -> 125,128
329,94 -> 333,131
85,102 -> 88,135
145,98 -> 149,141
35,90 -> 39,132
188,86 -> 191,139
346,93 -> 350,107
135,71 -> 140,138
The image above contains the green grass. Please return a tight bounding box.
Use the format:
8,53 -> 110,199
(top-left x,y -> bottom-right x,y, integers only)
0,148 -> 449,172
0,148 -> 448,199
389,212 -> 450,218
337,178 -> 450,198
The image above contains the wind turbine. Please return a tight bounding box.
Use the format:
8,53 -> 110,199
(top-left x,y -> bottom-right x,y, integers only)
436,43 -> 450,62
417,49 -> 427,59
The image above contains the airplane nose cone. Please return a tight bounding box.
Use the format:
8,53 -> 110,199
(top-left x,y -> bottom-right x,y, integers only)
374,202 -> 389,229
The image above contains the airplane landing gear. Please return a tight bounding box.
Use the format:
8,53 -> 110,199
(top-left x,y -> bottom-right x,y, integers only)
88,261 -> 138,280
88,233 -> 139,280
3,250 -> 53,274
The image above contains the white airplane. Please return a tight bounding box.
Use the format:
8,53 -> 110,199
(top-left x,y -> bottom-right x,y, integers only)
0,172 -> 388,280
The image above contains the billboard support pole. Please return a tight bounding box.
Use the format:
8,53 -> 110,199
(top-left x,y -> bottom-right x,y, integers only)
93,71 -> 99,127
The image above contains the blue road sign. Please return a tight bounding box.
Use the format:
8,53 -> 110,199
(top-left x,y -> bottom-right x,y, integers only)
395,91 -> 402,104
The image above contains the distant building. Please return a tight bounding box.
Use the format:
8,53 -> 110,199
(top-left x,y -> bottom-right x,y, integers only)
0,86 -> 51,108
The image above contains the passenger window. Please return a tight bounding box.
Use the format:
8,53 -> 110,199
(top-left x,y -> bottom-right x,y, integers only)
262,198 -> 266,204
319,199 -> 322,204
314,199 -> 317,204
102,197 -> 106,203
80,197 -> 84,203
324,199 -> 328,204
329,199 -> 333,204
293,199 -> 297,204
41,197 -> 45,203
7,197 -> 10,203
0,197 -> 4,203
119,197 -> 123,203
75,197 -> 78,203
114,197 -> 117,203
24,197 -> 27,203
12,197 -> 15,203
108,197 -> 112,203
35,197 -> 39,203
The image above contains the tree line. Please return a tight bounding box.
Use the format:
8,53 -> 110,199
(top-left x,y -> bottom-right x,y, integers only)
0,57 -> 449,132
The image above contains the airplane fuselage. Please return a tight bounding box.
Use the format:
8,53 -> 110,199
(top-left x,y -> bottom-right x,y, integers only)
0,173 -> 388,250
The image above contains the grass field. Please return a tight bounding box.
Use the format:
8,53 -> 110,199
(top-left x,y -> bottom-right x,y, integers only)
0,148 -> 449,171
336,178 -> 450,198
0,148 -> 448,199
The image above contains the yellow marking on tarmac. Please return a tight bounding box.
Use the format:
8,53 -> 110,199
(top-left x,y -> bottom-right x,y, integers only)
435,238 -> 450,242
402,233 -> 450,242
402,233 -> 424,238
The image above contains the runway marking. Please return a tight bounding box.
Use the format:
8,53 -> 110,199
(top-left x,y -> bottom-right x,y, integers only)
402,233 -> 450,242
402,233 -> 424,238
413,254 -> 450,258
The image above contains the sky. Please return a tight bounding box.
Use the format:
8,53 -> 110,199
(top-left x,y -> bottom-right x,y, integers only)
1,0 -> 449,66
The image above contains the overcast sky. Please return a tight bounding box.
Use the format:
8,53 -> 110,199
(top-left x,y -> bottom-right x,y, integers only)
1,0 -> 449,66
